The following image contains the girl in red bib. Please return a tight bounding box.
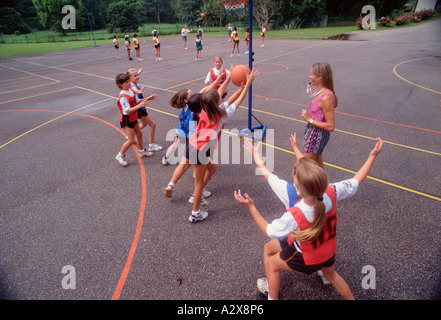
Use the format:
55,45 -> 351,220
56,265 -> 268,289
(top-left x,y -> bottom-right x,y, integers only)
188,68 -> 259,222
114,73 -> 157,166
235,135 -> 383,300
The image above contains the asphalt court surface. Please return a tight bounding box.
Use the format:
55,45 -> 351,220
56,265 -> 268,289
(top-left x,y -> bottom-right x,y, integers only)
0,18 -> 440,300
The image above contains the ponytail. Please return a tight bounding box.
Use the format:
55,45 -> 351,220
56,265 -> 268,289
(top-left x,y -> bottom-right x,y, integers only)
290,158 -> 329,243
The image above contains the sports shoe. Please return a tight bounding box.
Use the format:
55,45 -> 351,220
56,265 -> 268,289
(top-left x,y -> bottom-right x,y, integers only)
256,291 -> 268,300
139,148 -> 153,157
162,156 -> 169,165
148,143 -> 163,152
188,195 -> 208,206
202,188 -> 212,198
317,270 -> 330,285
189,210 -> 209,222
257,278 -> 268,294
115,153 -> 128,166
164,185 -> 173,198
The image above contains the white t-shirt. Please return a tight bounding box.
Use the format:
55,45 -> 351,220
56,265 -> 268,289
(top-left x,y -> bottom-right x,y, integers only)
181,28 -> 190,36
265,178 -> 359,240
205,68 -> 231,84
119,90 -> 139,115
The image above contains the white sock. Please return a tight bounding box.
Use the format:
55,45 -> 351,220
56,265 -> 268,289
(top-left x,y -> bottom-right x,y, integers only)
168,182 -> 175,188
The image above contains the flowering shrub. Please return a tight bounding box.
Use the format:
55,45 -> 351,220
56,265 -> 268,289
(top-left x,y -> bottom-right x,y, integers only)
356,14 -> 363,29
394,12 -> 413,25
378,16 -> 393,27
415,9 -> 435,20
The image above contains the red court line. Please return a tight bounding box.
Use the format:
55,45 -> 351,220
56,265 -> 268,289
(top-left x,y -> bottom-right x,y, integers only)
0,109 -> 147,300
252,94 -> 441,134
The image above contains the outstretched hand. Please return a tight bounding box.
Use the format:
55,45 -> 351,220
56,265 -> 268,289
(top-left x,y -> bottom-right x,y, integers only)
370,138 -> 383,157
243,140 -> 261,156
234,190 -> 254,208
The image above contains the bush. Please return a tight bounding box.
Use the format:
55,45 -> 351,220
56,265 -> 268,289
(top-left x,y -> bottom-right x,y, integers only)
415,9 -> 435,20
394,12 -> 413,25
378,16 -> 393,27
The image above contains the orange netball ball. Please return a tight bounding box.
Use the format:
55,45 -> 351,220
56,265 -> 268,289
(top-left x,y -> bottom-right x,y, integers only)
201,13 -> 205,18
230,64 -> 251,86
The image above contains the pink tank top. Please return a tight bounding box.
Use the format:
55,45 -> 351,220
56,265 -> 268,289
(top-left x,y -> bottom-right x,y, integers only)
310,93 -> 335,122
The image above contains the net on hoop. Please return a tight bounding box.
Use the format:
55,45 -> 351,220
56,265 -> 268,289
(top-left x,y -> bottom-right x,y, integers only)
221,0 -> 247,15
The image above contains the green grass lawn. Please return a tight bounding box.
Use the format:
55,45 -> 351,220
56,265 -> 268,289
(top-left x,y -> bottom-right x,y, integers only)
0,15 -> 437,58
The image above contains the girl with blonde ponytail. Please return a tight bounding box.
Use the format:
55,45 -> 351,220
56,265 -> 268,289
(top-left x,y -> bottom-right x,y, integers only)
235,133 -> 383,300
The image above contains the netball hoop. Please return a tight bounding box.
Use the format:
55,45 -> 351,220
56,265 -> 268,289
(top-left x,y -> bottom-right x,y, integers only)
221,0 -> 246,15
222,0 -> 267,140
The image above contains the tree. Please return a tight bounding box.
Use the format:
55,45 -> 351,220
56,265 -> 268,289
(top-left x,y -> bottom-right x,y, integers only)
253,0 -> 277,27
171,0 -> 203,24
106,0 -> 143,32
0,7 -> 31,34
32,0 -> 86,33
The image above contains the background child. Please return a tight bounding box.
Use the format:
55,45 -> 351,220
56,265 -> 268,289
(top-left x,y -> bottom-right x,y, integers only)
204,55 -> 230,89
133,34 -> 142,61
125,35 -> 133,61
195,34 -> 203,61
114,73 -> 154,166
234,135 -> 383,300
231,26 -> 240,58
260,25 -> 266,47
153,33 -> 162,61
113,34 -> 121,59
227,23 -> 232,44
162,88 -> 193,166
198,25 -> 203,38
244,27 -> 250,54
127,68 -> 162,152
181,25 -> 192,50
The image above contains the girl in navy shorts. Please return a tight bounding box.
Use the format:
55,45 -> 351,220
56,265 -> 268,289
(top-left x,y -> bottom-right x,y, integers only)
115,73 -> 156,167
235,134 -> 383,300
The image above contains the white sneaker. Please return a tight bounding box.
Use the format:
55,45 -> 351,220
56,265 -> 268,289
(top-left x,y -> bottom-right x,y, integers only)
189,210 -> 209,222
245,51 -> 249,54
230,54 -> 234,58
139,148 -> 153,157
162,156 -> 168,165
202,188 -> 211,198
115,153 -> 128,166
188,195 -> 209,206
317,270 -> 330,285
257,278 -> 268,294
261,44 -> 265,47
148,143 -> 163,152
158,57 -> 163,61
164,185 -> 173,198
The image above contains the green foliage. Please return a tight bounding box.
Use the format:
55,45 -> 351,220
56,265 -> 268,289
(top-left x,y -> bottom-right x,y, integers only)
0,7 -> 31,34
32,0 -> 86,33
106,0 -> 143,32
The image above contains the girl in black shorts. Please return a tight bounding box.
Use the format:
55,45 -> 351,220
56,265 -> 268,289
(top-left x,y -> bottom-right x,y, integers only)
235,136 -> 383,300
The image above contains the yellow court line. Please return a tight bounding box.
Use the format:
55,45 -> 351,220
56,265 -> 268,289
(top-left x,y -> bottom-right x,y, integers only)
238,106 -> 441,157
223,130 -> 441,202
257,42 -> 327,63
0,87 -> 77,105
393,57 -> 441,95
0,97 -> 113,150
0,63 -> 60,83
